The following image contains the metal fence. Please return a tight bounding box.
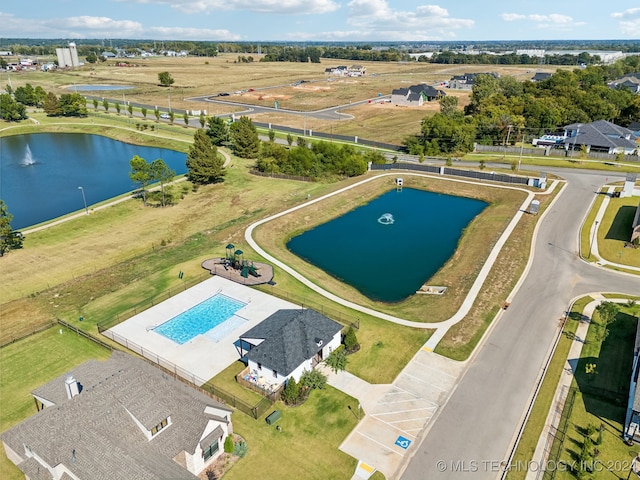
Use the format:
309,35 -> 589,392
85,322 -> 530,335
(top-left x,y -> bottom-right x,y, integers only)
370,162 -> 532,186
0,320 -> 57,349
474,143 -> 639,163
541,387 -> 577,480
101,328 -> 273,419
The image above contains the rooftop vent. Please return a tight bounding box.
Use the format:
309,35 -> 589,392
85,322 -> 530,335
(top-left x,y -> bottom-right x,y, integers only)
65,375 -> 80,399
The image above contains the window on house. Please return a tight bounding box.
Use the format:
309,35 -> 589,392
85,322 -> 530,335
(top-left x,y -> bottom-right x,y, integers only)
273,370 -> 278,378
151,418 -> 168,436
203,439 -> 219,461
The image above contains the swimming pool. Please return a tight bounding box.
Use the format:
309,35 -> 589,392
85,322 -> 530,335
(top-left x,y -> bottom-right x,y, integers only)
153,294 -> 247,344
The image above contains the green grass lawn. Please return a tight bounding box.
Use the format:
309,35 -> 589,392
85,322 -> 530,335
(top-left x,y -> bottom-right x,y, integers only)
596,196 -> 640,268
225,386 -> 365,480
0,327 -> 112,480
541,300 -> 640,479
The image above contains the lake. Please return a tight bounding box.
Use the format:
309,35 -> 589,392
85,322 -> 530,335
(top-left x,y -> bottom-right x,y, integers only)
0,133 -> 187,229
286,188 -> 488,303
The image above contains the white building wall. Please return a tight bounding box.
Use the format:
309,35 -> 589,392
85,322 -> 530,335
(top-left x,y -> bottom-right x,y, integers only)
69,43 -> 80,67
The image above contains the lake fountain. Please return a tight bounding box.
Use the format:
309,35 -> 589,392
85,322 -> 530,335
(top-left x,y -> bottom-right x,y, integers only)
377,213 -> 395,225
21,144 -> 35,166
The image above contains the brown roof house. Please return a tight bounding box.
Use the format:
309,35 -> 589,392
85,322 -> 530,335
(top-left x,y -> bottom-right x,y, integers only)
1,351 -> 233,480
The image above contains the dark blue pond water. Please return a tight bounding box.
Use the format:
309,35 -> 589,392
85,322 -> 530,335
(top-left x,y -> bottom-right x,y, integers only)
287,188 -> 487,303
1,133 -> 187,229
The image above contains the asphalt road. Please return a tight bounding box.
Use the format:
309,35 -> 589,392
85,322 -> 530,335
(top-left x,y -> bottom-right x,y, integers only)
400,169 -> 640,480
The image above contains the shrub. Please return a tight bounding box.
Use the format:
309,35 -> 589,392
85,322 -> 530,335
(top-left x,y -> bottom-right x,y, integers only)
343,327 -> 360,354
224,435 -> 234,454
281,377 -> 300,405
233,441 -> 248,458
205,468 -> 218,480
325,347 -> 347,373
299,369 -> 327,390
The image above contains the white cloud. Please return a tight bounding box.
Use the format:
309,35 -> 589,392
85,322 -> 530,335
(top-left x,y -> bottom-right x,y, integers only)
611,7 -> 640,37
344,1 -> 473,39
502,12 -> 574,24
117,0 -> 340,15
0,12 -> 240,40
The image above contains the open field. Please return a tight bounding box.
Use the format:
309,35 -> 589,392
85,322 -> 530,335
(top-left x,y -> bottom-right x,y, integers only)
4,54 -> 557,145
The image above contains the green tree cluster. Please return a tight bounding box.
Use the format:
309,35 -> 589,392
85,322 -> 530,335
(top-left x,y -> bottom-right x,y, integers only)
14,83 -> 46,107
43,93 -> 87,117
206,116 -> 228,145
255,140 -> 368,178
0,200 -> 23,256
129,155 -> 175,206
158,71 -> 175,87
0,93 -> 27,121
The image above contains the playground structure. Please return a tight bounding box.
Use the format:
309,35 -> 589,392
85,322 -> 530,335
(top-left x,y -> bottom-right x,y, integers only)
224,244 -> 261,279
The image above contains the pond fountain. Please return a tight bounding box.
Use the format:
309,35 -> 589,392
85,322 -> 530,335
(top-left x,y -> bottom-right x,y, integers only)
377,213 -> 395,225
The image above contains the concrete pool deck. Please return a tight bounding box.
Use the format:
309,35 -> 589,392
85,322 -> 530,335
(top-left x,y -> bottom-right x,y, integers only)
105,275 -> 298,385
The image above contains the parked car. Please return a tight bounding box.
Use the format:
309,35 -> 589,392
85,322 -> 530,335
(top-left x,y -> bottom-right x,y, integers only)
160,113 -> 170,119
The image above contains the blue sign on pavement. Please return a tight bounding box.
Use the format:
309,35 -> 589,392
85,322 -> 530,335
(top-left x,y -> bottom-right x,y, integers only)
395,436 -> 411,449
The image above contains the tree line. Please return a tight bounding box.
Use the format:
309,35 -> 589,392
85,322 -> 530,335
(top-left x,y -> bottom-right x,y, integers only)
404,56 -> 640,158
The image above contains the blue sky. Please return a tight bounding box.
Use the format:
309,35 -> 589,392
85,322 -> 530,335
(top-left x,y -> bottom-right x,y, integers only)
1,0 -> 639,42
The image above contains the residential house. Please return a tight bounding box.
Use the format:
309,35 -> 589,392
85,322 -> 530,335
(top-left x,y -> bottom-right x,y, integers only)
324,66 -> 349,76
629,122 -> 640,137
349,65 -> 366,76
531,72 -> 552,82
1,351 -> 233,480
449,72 -> 499,90
238,309 -> 342,388
391,84 -> 446,107
632,201 -> 640,245
563,120 -> 638,155
625,314 -> 640,441
609,72 -> 640,94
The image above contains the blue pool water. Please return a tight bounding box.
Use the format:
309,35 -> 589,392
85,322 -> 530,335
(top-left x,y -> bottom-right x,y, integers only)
154,294 -> 246,344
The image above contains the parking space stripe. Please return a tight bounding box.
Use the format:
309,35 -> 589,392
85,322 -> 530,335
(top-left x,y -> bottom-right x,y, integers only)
355,431 -> 406,456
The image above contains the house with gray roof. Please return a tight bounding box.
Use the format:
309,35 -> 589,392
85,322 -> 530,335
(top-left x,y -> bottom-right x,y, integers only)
238,309 -> 342,387
1,351 -> 232,480
391,84 -> 445,107
624,314 -> 640,442
563,120 -> 638,156
449,72 -> 499,90
609,72 -> 640,94
531,72 -> 552,82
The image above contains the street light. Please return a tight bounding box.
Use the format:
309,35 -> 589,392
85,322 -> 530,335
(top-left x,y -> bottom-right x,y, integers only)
588,220 -> 599,258
78,186 -> 88,215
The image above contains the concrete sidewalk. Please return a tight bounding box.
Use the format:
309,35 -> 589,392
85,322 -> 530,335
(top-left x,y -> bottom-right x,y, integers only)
325,351 -> 464,479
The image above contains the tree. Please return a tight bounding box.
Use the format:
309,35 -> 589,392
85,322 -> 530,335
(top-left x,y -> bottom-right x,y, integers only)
199,113 -> 206,128
183,113 -> 189,126
150,158 -> 175,207
92,98 -> 99,111
158,71 -> 175,87
186,129 -> 226,185
85,51 -> 98,64
154,108 -> 160,122
206,116 -> 228,146
127,104 -> 133,117
129,155 -> 152,206
0,200 -> 23,256
286,133 -> 294,146
281,377 -> 300,405
141,106 -> 147,119
343,327 -> 360,353
223,436 -> 234,454
595,301 -> 619,340
0,93 -> 28,121
438,95 -> 459,117
169,111 -> 175,124
59,93 -> 87,117
325,348 -> 348,373
229,116 -> 259,158
268,129 -> 275,142
43,92 -> 61,116
103,99 -> 109,112
115,102 -> 121,115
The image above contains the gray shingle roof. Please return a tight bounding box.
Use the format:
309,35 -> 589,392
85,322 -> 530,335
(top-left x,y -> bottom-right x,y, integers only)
563,120 -> 637,150
2,351 -> 231,480
241,309 -> 342,377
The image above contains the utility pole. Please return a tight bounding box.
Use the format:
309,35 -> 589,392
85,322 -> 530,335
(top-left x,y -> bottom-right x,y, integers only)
503,125 -> 512,160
